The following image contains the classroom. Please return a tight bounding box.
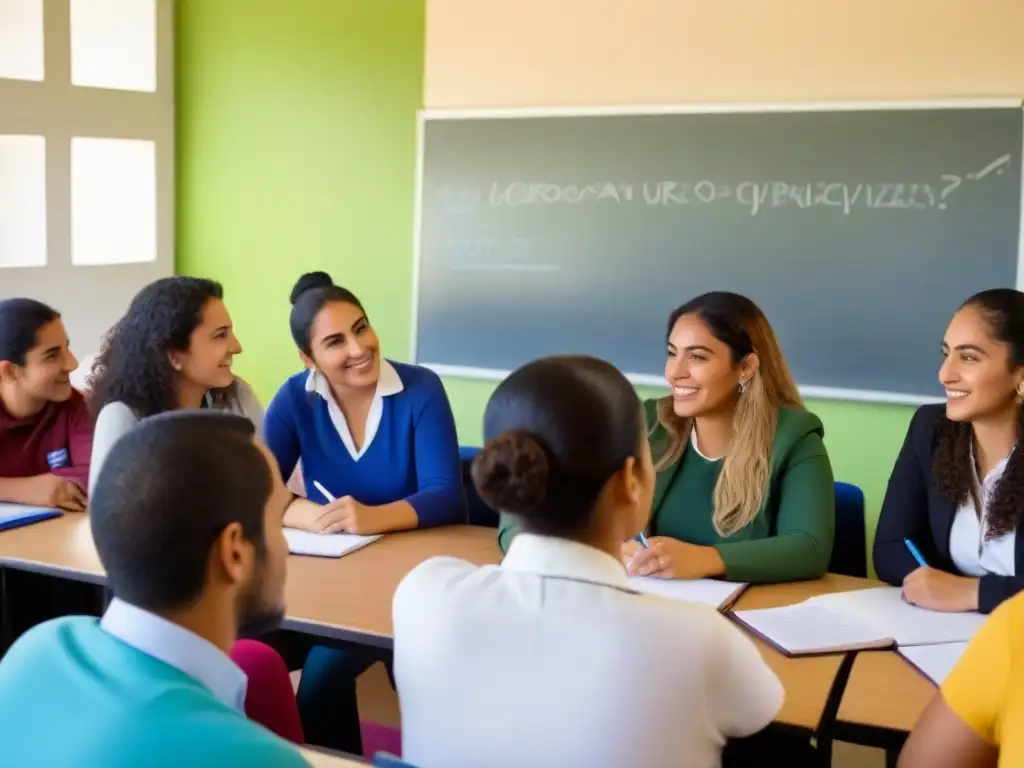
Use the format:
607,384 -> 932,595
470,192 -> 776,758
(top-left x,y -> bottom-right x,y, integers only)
1,1 -> 1024,767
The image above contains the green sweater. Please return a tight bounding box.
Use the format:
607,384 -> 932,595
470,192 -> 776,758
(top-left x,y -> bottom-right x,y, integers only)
497,399 -> 835,583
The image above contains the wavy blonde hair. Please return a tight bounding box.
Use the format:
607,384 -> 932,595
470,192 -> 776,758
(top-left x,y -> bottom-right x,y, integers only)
654,293 -> 803,537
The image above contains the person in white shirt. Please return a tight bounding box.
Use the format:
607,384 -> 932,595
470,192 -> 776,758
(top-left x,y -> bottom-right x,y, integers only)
393,355 -> 783,768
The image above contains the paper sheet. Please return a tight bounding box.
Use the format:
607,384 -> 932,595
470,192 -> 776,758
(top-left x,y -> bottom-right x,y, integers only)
899,642 -> 969,685
284,529 -> 381,558
629,576 -> 747,610
733,602 -> 892,655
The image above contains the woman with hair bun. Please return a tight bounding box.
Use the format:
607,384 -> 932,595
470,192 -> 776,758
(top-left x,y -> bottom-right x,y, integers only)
876,288 -> 1024,614
263,271 -> 463,753
392,355 -> 782,768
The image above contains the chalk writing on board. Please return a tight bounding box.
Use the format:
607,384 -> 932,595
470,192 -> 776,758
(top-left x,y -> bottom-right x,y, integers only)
441,236 -> 560,272
480,154 -> 1013,216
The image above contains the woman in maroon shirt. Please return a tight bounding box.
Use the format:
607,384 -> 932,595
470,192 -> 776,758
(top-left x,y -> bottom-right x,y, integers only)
0,298 -> 92,511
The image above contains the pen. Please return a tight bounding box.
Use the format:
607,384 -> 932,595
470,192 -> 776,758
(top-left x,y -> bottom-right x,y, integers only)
312,480 -> 336,503
904,538 -> 928,568
637,531 -> 650,549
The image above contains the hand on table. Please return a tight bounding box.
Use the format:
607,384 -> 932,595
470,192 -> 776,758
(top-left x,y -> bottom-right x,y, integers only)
286,496 -> 383,535
623,536 -> 724,580
23,474 -> 85,513
902,567 -> 979,612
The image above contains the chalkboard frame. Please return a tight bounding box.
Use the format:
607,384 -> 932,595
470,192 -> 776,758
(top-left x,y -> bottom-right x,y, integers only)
411,98 -> 1024,406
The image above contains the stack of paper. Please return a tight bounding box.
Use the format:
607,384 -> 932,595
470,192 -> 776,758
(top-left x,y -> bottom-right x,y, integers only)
284,529 -> 381,558
732,586 -> 986,656
899,642 -> 969,685
0,503 -> 62,533
629,577 -> 748,611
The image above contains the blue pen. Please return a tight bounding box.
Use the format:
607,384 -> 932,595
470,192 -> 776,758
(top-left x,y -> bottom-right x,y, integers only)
904,538 -> 929,568
637,531 -> 650,549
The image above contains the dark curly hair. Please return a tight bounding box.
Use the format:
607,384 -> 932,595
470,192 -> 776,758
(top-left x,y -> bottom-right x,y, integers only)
88,277 -> 238,419
933,289 -> 1024,538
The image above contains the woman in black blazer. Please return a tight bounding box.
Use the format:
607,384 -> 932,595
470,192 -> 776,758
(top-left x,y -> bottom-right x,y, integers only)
874,289 -> 1024,614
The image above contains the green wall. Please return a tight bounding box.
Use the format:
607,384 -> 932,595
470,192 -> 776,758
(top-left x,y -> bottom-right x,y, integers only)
175,0 -> 915,555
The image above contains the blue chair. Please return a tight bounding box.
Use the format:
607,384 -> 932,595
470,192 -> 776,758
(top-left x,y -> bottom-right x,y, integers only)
829,481 -> 867,578
460,446 -> 500,528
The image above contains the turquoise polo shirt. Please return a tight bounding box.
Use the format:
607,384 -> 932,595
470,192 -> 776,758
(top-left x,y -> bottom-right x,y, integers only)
0,606 -> 308,768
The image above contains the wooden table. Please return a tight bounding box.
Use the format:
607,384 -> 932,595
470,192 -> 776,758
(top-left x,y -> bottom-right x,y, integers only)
0,513 -> 103,583
299,747 -> 367,766
729,574 -> 879,731
838,650 -> 935,733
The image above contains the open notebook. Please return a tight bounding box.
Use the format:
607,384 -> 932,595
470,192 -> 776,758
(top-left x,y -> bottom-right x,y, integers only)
0,503 -> 63,533
284,529 -> 382,558
629,576 -> 748,612
732,586 -> 986,656
899,641 -> 969,686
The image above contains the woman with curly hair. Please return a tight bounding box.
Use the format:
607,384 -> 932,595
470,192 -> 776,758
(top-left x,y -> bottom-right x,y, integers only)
875,289 -> 1024,614
84,277 -> 304,744
87,276 -> 262,495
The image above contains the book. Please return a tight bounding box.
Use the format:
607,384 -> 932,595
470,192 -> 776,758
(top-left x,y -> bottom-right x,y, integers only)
732,586 -> 986,657
899,641 -> 969,686
0,503 -> 63,533
629,576 -> 748,611
284,529 -> 382,558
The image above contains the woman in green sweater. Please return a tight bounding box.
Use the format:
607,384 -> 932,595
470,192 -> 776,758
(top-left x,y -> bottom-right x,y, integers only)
498,291 -> 835,583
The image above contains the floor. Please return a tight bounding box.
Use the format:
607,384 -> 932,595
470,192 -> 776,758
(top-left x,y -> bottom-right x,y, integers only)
346,663 -> 889,767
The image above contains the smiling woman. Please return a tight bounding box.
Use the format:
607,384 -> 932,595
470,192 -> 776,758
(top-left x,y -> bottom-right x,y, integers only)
875,288 -> 1024,614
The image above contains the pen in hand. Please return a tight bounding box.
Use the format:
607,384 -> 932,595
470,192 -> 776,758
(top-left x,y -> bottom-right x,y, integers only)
637,532 -> 650,549
312,480 -> 336,503
904,538 -> 929,568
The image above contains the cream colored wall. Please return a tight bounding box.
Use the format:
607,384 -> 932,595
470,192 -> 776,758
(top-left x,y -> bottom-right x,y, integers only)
425,0 -> 1024,107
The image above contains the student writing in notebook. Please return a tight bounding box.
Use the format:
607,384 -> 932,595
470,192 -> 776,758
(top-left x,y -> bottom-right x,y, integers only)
87,277 -> 265,495
898,591 -> 1024,768
875,289 -> 1024,614
0,298 -> 91,511
498,292 -> 835,584
393,355 -> 783,768
82,277 -> 301,740
262,271 -> 463,754
0,412 -> 308,767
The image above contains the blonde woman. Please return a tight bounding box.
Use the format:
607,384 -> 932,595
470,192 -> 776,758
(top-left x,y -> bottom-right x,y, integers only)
498,292 -> 836,583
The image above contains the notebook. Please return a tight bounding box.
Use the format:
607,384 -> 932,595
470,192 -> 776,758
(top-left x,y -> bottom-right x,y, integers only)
284,529 -> 382,558
899,641 -> 969,686
629,576 -> 749,611
732,586 -> 986,657
0,503 -> 63,532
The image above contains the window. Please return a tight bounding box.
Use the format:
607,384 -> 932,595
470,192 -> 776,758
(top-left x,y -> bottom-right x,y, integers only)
0,0 -> 172,358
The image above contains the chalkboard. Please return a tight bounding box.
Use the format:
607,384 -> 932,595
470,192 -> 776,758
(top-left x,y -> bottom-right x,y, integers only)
412,104 -> 1024,402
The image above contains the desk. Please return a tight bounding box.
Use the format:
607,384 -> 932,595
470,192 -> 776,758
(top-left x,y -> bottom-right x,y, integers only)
299,747 -> 367,766
0,513 -> 103,583
729,574 -> 878,731
838,650 -> 935,734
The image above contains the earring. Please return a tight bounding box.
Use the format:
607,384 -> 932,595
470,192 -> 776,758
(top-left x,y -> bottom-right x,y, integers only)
738,380 -> 748,394
1016,388 -> 1023,406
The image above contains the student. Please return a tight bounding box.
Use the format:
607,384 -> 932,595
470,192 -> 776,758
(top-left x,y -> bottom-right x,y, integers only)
875,289 -> 1024,614
87,276 -> 264,495
393,355 -> 783,768
897,592 -> 1024,767
263,271 -> 463,752
84,276 -> 300,740
498,292 -> 835,583
0,412 -> 308,766
0,298 -> 91,510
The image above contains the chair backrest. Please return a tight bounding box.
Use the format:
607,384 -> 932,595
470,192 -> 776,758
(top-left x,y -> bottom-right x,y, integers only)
459,446 -> 499,527
829,481 -> 867,578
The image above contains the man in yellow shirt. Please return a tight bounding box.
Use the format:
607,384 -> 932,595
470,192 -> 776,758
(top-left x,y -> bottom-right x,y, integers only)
899,592 -> 1024,767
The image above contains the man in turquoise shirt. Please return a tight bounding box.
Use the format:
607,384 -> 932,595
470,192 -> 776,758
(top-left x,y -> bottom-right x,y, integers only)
0,411 -> 309,767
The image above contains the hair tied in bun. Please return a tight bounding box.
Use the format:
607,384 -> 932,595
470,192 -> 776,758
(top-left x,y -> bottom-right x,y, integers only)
471,429 -> 549,516
289,271 -> 334,306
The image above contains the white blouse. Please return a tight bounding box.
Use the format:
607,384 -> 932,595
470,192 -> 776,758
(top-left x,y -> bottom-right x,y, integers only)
949,450 -> 1016,578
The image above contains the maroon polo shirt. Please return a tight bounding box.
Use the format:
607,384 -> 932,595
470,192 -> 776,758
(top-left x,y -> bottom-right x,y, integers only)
0,389 -> 93,490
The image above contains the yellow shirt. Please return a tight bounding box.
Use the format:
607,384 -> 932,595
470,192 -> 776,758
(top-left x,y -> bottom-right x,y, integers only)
942,592 -> 1024,766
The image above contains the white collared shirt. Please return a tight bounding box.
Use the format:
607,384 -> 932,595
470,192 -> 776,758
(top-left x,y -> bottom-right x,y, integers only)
101,598 -> 247,711
393,533 -> 782,768
950,450 -> 1016,577
304,359 -> 404,462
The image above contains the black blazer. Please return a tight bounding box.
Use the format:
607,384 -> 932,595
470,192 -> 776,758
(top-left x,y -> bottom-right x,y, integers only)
873,403 -> 1024,613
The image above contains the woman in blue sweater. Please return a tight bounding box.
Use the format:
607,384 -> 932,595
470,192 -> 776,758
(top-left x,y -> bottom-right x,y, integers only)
264,271 -> 464,752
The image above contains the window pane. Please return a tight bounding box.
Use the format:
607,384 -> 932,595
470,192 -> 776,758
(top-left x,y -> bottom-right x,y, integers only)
0,135 -> 46,268
70,0 -> 155,92
0,0 -> 44,81
71,137 -> 156,266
